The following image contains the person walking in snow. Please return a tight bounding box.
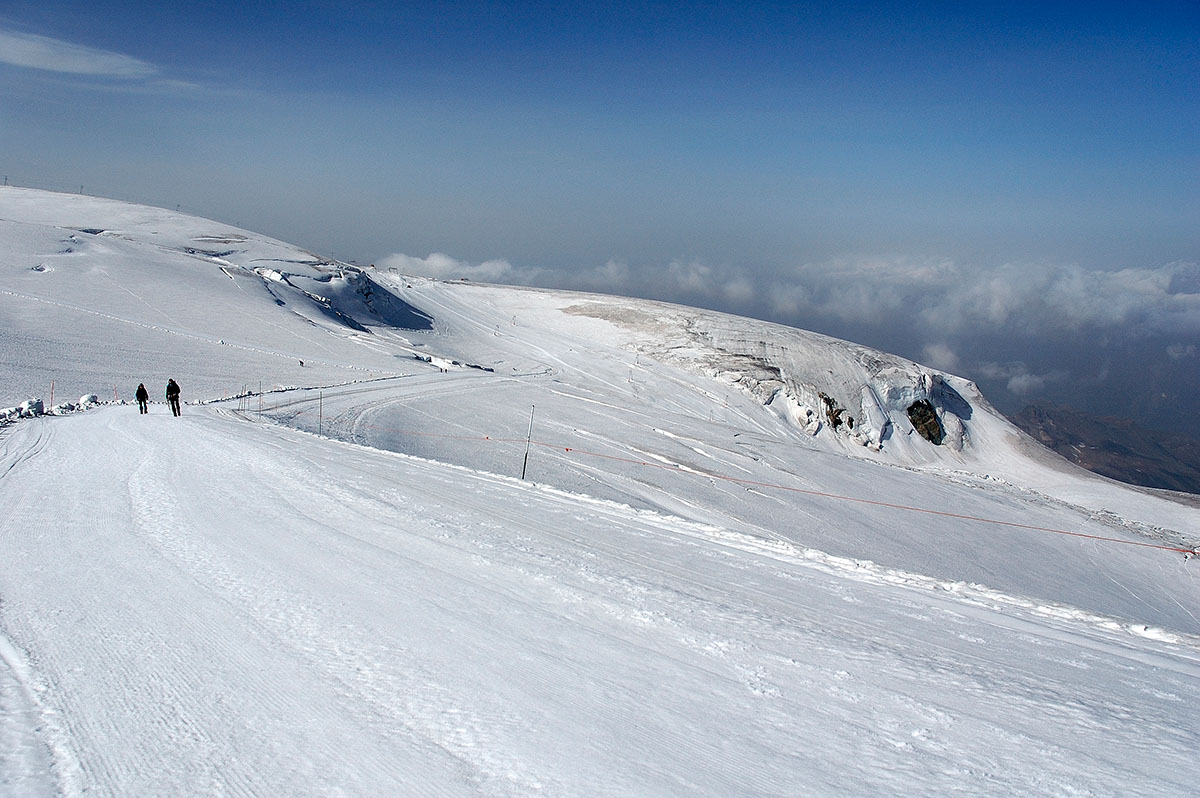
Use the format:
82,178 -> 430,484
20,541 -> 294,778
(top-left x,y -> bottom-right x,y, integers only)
135,383 -> 149,414
165,379 -> 181,417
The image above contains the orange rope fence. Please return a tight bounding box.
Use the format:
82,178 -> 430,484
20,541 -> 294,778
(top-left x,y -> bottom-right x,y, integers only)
270,402 -> 1197,558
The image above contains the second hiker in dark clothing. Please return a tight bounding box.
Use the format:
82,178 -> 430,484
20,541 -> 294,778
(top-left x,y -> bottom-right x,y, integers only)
165,379 -> 181,416
135,383 -> 149,414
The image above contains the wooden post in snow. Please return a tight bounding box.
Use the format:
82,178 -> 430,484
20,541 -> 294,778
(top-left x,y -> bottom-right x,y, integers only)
521,405 -> 536,480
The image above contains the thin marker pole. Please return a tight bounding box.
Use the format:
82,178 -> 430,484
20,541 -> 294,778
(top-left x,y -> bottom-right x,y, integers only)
319,391 -> 323,436
521,404 -> 536,480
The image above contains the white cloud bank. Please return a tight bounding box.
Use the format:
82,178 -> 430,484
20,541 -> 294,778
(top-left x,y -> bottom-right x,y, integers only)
381,252 -> 763,314
770,258 -> 1200,339
383,252 -> 1199,346
0,28 -> 157,78
378,252 -> 523,283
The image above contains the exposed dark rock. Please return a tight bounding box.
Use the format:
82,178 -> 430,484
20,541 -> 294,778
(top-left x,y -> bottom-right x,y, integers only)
819,392 -> 852,430
907,400 -> 944,445
183,247 -> 237,259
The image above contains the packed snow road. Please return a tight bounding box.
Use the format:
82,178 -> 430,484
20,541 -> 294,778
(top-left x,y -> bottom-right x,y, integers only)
1,407 -> 1198,796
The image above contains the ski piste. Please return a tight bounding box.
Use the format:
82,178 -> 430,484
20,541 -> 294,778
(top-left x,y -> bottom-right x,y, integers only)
1,187 -> 1197,795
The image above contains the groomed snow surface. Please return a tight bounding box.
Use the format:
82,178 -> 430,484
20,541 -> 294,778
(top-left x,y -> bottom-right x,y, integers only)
2,188 -> 1199,795
3,408 -> 1198,796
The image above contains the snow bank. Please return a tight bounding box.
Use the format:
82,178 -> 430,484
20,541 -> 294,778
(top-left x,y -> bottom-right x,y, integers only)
1,398 -> 46,421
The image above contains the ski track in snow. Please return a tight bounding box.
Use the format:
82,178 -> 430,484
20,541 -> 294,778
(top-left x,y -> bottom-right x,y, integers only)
0,630 -> 65,798
3,408 -> 1197,796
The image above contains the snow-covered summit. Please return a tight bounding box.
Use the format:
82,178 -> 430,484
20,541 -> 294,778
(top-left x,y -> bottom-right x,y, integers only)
0,185 -> 1027,469
0,187 -> 961,445
3,187 -> 1199,796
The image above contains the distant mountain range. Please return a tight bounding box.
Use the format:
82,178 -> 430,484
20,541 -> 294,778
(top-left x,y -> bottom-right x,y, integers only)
1010,403 -> 1200,495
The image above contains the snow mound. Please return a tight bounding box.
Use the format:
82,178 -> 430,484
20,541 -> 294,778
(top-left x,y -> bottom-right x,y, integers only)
561,297 -> 980,463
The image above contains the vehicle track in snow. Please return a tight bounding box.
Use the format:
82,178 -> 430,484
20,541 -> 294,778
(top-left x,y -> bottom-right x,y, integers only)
0,412 -> 477,795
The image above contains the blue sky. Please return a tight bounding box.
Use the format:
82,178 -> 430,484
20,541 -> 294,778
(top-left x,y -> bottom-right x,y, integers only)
2,1 -> 1198,432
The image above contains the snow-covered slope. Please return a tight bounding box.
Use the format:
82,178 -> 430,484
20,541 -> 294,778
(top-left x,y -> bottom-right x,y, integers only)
0,187 -> 427,407
2,187 -> 1198,795
3,407 -> 1198,796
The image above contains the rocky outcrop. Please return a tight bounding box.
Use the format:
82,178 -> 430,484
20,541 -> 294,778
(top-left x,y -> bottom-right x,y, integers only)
906,399 -> 944,445
819,392 -> 853,430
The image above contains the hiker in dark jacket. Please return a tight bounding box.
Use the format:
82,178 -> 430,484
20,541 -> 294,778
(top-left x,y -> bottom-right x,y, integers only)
165,379 -> 181,416
135,383 -> 149,414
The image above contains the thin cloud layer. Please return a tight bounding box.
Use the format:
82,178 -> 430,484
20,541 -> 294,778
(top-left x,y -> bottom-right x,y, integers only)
0,28 -> 156,78
379,252 -> 523,283
975,362 -> 1068,397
